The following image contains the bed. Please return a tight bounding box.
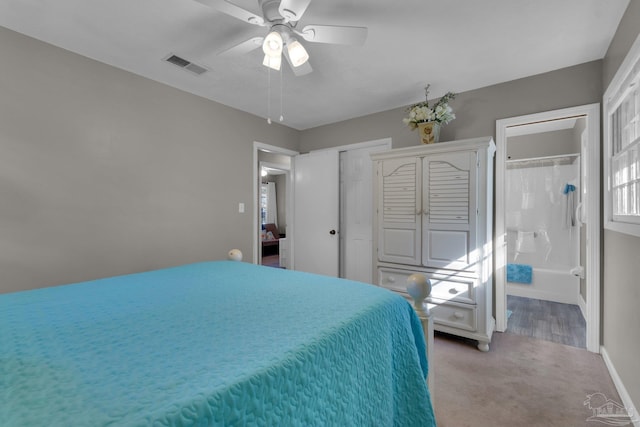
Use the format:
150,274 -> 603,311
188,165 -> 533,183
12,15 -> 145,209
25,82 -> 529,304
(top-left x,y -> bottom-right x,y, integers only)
0,261 -> 435,426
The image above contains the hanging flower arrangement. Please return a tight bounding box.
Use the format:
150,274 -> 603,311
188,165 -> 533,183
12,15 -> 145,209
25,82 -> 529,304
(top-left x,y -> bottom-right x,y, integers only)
403,84 -> 457,130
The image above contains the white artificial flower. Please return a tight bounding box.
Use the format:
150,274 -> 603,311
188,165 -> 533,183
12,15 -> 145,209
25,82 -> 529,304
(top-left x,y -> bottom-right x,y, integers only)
403,89 -> 456,128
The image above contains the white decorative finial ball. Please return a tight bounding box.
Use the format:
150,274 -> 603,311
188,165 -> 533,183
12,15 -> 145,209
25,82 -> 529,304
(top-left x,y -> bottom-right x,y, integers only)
227,249 -> 243,262
406,273 -> 432,301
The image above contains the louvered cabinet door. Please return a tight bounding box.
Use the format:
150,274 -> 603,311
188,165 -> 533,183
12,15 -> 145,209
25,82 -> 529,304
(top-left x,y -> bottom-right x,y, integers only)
422,151 -> 478,271
377,157 -> 422,265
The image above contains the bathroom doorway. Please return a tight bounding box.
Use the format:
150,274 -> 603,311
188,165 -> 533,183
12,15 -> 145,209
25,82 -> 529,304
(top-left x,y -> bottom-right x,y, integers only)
503,119 -> 585,347
495,104 -> 601,353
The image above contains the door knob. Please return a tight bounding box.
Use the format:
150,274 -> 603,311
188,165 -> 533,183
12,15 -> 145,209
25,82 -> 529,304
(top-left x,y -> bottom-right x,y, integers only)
329,229 -> 337,235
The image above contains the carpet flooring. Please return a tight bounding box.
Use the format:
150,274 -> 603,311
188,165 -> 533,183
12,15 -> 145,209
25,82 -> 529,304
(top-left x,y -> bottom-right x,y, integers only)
432,332 -> 621,427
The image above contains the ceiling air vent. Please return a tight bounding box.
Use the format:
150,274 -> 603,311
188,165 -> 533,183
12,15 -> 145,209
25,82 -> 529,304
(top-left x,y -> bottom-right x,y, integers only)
164,54 -> 208,75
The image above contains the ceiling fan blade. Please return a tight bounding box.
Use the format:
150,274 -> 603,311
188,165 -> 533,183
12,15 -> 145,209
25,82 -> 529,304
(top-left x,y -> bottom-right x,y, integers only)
278,0 -> 312,22
218,36 -> 264,56
194,0 -> 265,26
283,48 -> 313,76
298,24 -> 368,45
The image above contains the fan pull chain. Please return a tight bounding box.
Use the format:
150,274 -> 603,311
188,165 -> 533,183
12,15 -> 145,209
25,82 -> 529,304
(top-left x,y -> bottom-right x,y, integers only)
266,66 -> 272,124
279,65 -> 284,122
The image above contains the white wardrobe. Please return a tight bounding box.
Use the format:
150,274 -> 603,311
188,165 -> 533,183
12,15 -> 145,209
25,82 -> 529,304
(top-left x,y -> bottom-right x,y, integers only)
371,137 -> 495,351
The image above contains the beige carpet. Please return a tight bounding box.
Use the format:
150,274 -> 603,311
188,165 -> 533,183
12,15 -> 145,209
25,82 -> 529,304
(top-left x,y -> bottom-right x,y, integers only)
432,332 -> 621,427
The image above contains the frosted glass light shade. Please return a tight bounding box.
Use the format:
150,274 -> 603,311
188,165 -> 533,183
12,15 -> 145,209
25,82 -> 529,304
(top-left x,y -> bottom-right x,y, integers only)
262,54 -> 281,70
262,31 -> 283,57
287,40 -> 309,67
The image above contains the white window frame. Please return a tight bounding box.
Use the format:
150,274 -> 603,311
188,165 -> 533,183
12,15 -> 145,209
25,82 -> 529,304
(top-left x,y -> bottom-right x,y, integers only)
604,33 -> 640,237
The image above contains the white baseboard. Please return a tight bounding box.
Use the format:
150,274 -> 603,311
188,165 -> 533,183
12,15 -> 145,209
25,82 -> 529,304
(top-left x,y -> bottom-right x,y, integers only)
601,346 -> 640,427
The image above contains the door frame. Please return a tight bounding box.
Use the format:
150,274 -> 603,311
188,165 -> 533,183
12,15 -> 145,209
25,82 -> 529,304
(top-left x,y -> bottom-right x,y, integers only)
253,142 -> 299,265
495,103 -> 601,353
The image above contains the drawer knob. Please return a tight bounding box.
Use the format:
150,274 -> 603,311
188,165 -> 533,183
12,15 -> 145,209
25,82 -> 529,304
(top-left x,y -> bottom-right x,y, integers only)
449,287 -> 458,294
387,276 -> 396,283
453,311 -> 464,319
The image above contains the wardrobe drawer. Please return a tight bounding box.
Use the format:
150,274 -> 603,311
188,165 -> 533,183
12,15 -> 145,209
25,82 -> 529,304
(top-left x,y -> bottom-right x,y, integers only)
378,267 -> 476,304
378,268 -> 413,294
429,274 -> 475,304
429,299 -> 477,332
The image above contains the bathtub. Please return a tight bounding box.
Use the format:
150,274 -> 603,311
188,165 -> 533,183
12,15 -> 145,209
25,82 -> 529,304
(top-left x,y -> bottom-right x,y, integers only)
506,266 -> 580,305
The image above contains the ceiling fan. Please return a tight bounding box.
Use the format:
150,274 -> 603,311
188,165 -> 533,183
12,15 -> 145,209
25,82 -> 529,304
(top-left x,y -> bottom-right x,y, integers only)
194,0 -> 368,76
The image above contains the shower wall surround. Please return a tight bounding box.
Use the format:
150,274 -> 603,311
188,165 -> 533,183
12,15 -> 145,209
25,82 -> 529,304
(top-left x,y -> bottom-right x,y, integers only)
506,157 -> 581,304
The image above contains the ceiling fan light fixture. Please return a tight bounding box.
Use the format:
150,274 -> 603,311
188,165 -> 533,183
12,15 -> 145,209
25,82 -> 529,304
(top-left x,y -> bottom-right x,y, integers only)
287,40 -> 309,67
262,31 -> 283,57
263,53 -> 281,71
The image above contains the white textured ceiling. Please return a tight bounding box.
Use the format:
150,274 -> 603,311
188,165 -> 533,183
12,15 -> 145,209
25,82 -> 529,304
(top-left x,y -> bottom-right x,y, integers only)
0,0 -> 630,130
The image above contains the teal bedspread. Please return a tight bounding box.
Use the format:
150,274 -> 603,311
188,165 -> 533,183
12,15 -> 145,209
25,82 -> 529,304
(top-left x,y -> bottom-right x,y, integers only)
1,261 -> 435,426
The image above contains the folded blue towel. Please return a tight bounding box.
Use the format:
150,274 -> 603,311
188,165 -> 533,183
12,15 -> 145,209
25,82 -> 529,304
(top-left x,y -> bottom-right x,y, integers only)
507,263 -> 533,284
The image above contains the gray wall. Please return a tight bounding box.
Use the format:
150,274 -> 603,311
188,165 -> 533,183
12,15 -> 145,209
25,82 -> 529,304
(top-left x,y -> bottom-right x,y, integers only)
258,151 -> 292,166
506,128 -> 578,160
602,0 -> 640,411
300,61 -> 602,152
0,26 -> 299,293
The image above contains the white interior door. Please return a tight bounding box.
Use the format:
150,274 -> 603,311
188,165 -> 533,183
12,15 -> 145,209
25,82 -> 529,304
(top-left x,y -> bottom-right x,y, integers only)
340,145 -> 387,283
293,150 -> 339,276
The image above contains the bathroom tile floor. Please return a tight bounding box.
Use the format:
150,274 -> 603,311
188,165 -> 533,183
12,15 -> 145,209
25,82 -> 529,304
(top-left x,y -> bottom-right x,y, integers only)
506,295 -> 586,348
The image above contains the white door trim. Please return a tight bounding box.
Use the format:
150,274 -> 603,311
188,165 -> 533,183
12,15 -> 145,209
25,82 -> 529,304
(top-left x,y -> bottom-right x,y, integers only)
253,142 -> 299,265
495,103 -> 601,353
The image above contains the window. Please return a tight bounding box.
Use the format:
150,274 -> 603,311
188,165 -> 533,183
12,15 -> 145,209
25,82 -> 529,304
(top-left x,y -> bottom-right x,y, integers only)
604,34 -> 640,237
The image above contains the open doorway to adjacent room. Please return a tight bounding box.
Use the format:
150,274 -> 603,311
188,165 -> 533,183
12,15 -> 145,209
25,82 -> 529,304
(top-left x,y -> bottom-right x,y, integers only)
495,103 -> 601,353
254,143 -> 297,269
252,139 -> 391,281
259,162 -> 289,268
